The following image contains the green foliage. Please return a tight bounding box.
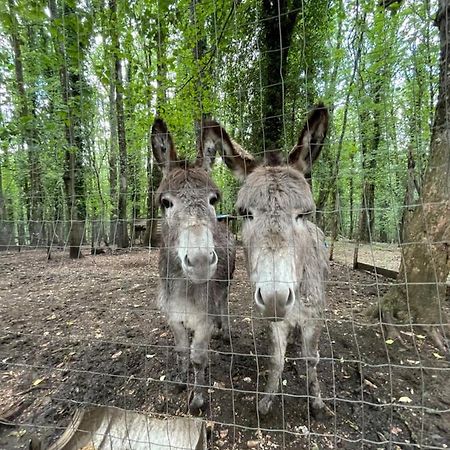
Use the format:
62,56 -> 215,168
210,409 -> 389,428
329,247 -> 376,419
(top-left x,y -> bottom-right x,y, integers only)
0,0 -> 441,245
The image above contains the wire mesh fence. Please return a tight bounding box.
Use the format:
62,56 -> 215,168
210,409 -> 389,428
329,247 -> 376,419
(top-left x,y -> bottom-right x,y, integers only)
1,0 -> 449,449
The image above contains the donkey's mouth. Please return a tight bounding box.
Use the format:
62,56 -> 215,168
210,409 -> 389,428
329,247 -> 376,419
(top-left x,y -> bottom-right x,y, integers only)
183,265 -> 218,285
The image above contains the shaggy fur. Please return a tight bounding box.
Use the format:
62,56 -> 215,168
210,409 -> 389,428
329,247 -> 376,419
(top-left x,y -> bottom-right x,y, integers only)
152,123 -> 236,413
203,105 -> 330,416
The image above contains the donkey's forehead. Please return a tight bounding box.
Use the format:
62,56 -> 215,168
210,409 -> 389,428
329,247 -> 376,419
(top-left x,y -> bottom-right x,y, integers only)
158,167 -> 219,197
237,166 -> 314,211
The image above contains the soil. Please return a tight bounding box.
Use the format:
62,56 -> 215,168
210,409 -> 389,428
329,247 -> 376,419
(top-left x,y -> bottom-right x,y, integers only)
0,248 -> 449,450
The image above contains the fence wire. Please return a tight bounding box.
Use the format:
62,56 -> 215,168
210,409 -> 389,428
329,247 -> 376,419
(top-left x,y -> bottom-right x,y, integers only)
0,0 -> 449,449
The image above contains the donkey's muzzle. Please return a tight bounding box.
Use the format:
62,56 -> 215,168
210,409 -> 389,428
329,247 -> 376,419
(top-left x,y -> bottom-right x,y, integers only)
254,286 -> 295,321
182,249 -> 218,284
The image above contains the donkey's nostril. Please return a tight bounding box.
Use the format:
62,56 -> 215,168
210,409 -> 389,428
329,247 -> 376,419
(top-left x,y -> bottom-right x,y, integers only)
286,288 -> 295,308
209,250 -> 218,265
184,255 -> 193,267
255,288 -> 264,307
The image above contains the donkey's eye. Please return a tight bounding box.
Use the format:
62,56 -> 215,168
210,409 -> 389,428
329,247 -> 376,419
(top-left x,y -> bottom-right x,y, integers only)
296,211 -> 313,221
239,208 -> 253,220
209,195 -> 219,206
161,198 -> 173,209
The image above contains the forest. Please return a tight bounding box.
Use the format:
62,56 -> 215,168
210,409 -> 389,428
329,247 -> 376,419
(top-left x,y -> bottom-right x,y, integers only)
0,0 -> 439,250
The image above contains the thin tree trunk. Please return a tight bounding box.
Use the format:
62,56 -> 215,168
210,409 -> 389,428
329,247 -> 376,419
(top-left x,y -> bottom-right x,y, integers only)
108,57 -> 118,245
7,0 -> 42,245
357,97 -> 380,244
144,18 -> 166,248
0,156 -> 14,249
109,0 -> 128,248
49,0 -> 85,259
349,152 -> 355,240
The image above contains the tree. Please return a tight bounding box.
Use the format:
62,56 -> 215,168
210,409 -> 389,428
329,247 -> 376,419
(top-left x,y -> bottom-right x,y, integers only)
260,0 -> 302,154
48,0 -> 91,258
109,0 -> 129,249
378,0 -> 450,354
5,0 -> 43,245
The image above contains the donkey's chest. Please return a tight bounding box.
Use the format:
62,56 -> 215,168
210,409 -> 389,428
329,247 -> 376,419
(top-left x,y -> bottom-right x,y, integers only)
159,282 -> 215,330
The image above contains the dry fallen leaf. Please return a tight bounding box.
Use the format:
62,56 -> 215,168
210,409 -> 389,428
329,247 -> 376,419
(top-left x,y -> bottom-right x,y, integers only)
364,379 -> 377,389
433,352 -> 444,360
32,378 -> 45,386
385,339 -> 394,345
247,440 -> 259,448
111,351 -> 122,359
398,396 -> 412,403
219,429 -> 228,439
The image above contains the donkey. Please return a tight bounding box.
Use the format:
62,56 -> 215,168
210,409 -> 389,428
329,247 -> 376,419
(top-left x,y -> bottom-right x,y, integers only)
151,118 -> 235,413
202,105 -> 329,417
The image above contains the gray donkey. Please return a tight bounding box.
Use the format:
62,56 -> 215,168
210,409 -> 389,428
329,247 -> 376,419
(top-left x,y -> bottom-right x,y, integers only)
202,105 -> 329,417
151,118 -> 236,413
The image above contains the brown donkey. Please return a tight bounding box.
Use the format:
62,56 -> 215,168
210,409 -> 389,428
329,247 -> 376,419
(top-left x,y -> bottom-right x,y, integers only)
203,105 -> 329,416
151,119 -> 236,413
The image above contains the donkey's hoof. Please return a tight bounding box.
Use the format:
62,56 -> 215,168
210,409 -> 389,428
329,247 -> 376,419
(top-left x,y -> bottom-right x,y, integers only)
169,371 -> 187,393
189,393 -> 205,414
171,381 -> 187,393
311,400 -> 334,420
258,396 -> 273,415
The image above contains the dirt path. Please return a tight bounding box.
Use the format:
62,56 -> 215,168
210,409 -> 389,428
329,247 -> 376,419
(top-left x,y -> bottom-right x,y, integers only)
0,249 -> 449,449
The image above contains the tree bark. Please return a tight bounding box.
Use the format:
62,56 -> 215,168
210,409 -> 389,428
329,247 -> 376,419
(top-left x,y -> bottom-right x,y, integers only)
49,0 -> 86,259
110,0 -> 129,248
7,0 -> 42,246
261,0 -> 301,154
108,57 -> 118,245
143,16 -> 166,248
379,0 -> 450,353
0,154 -> 14,249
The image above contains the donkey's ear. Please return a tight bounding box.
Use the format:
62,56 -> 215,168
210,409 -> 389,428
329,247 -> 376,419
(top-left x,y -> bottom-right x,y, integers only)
201,120 -> 257,180
151,118 -> 177,173
288,104 -> 328,177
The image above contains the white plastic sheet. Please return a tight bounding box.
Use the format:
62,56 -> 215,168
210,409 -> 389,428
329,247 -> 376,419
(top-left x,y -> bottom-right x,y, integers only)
48,406 -> 206,450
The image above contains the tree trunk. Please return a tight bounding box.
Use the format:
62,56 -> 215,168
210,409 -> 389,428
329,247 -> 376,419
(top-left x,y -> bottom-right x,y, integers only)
399,146 -> 421,242
143,17 -> 166,248
49,0 -> 86,259
349,152 -> 355,240
261,0 -> 301,154
7,0 -> 42,246
357,100 -> 379,243
108,59 -> 118,245
0,155 -> 14,249
379,0 -> 450,353
110,0 -> 128,249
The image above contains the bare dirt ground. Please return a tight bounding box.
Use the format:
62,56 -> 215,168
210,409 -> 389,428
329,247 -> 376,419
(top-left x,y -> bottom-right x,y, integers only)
0,248 -> 449,449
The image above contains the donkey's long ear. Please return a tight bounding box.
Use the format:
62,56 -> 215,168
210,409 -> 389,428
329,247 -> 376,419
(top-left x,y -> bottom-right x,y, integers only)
201,120 -> 257,180
288,104 -> 328,177
151,118 -> 177,173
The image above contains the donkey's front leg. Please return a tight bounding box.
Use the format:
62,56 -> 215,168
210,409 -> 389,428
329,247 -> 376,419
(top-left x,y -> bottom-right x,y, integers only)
218,287 -> 231,342
258,320 -> 290,415
189,320 -> 214,413
168,319 -> 189,390
301,319 -> 328,417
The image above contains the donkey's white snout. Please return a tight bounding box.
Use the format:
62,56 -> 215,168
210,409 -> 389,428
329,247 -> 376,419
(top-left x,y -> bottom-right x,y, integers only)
178,226 -> 217,284
184,250 -> 217,268
255,285 -> 295,321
